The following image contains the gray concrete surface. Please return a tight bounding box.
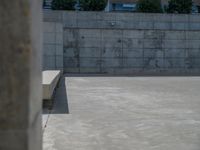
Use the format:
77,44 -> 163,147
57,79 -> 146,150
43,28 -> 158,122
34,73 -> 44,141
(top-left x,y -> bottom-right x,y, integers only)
43,75 -> 200,150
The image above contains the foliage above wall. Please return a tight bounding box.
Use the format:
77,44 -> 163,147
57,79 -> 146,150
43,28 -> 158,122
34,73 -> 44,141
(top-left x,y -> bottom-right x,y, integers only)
51,0 -> 76,10
137,0 -> 163,13
79,0 -> 107,11
166,0 -> 193,14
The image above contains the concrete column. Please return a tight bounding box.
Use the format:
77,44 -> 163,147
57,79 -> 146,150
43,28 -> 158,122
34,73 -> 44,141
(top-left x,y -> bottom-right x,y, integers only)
0,0 -> 42,150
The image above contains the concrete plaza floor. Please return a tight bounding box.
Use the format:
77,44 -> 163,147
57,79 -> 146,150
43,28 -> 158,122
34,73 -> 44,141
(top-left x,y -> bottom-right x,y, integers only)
43,75 -> 200,150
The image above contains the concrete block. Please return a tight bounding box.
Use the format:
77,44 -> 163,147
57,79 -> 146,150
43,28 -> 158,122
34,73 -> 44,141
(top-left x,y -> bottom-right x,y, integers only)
144,30 -> 165,40
77,12 -> 97,20
44,32 -> 56,44
64,57 -> 79,67
77,20 -> 101,28
186,40 -> 200,49
100,12 -> 116,21
165,48 -> 186,58
56,56 -> 63,68
56,23 -> 63,33
115,13 -> 135,21
43,44 -> 55,56
43,10 -> 63,22
185,58 -> 200,69
64,29 -> 77,40
171,14 -> 189,22
79,29 -> 101,38
102,58 -> 123,67
63,12 -> 77,27
116,20 -> 136,29
42,70 -> 61,99
100,20 -> 118,29
79,48 -> 101,58
164,40 -> 186,49
123,30 -> 144,39
43,56 -> 56,69
138,13 -> 155,22
138,22 -> 154,29
189,23 -> 200,30
186,31 -> 200,40
123,38 -> 143,49
144,58 -> 165,69
171,23 -> 188,30
100,67 -> 116,74
186,49 -> 200,58
64,67 -> 79,73
43,22 -> 55,33
56,33 -> 63,44
143,39 -> 164,49
78,37 -> 101,47
154,22 -> 171,30
80,58 -> 101,67
189,15 -> 200,22
80,67 -> 101,73
102,47 -> 122,58
63,11 -> 77,20
103,37 -> 122,48
165,58 -> 185,68
123,58 -> 143,68
102,29 -> 122,38
123,48 -> 143,58
153,14 -> 172,22
165,31 -> 185,40
63,48 -> 77,57
56,44 -> 63,56
144,49 -> 164,58
63,40 -> 77,49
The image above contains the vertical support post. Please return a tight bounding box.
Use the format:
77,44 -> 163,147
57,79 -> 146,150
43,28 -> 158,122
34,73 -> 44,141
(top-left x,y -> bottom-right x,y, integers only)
0,0 -> 42,150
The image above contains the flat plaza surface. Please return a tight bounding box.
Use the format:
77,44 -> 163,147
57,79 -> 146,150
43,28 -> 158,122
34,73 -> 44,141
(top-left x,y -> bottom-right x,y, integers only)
43,76 -> 200,150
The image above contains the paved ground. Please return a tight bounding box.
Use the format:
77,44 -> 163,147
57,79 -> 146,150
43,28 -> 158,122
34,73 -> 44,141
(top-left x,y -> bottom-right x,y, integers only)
43,75 -> 200,150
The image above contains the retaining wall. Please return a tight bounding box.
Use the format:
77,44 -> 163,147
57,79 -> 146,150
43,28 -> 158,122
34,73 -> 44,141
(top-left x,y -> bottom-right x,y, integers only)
43,10 -> 200,75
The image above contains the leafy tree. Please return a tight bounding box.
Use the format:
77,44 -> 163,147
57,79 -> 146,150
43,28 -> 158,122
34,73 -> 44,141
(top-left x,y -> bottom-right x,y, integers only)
51,0 -> 76,10
166,0 -> 193,14
137,0 -> 163,13
79,0 -> 107,11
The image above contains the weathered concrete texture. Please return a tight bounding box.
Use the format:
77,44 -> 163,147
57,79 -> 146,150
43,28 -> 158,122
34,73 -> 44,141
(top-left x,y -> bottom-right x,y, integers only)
0,0 -> 42,150
63,28 -> 200,74
43,22 -> 63,71
43,76 -> 200,150
43,11 -> 200,75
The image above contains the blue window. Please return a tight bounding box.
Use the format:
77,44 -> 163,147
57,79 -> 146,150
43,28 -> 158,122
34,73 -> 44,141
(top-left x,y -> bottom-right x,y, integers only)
112,3 -> 137,12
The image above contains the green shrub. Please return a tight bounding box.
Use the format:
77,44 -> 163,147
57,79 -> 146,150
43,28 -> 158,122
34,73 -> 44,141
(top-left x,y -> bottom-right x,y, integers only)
51,0 -> 76,10
166,0 -> 192,14
79,0 -> 107,11
137,0 -> 163,13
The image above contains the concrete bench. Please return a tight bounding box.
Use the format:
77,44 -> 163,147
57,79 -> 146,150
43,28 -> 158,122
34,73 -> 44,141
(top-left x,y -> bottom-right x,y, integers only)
42,70 -> 61,100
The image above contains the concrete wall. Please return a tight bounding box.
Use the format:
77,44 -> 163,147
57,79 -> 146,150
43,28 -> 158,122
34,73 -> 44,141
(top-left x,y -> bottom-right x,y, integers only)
43,10 -> 200,75
43,22 -> 63,70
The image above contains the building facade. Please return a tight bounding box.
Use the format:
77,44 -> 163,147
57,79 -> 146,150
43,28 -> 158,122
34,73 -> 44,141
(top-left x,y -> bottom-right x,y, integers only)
106,0 -> 200,12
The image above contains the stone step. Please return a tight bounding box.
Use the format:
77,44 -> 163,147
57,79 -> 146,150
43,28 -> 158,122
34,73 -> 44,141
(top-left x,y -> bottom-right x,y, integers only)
42,70 -> 61,100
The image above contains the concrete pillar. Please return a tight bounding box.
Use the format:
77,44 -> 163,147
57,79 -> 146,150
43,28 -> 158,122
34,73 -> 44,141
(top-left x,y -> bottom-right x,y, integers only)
0,0 -> 42,150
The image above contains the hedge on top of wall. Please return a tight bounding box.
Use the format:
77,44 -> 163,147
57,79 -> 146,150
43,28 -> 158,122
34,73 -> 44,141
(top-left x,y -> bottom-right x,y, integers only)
166,0 -> 193,14
79,0 -> 107,11
51,0 -> 76,10
137,0 -> 163,13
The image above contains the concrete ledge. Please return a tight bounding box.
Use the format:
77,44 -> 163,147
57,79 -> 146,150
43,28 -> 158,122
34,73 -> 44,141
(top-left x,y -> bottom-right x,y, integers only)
42,70 -> 61,100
